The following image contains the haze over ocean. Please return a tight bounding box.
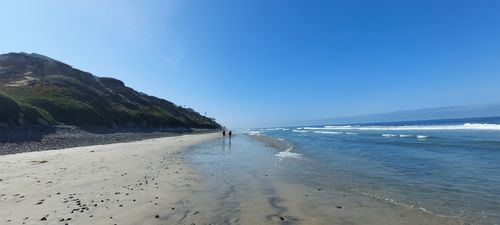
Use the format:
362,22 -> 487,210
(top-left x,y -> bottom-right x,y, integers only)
2,0 -> 500,127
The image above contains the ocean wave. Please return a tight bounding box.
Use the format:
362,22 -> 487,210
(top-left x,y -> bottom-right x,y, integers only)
302,127 -> 329,130
399,134 -> 412,137
244,131 -> 261,135
263,128 -> 289,131
249,134 -> 302,159
292,129 -> 309,133
313,131 -> 342,135
416,135 -> 427,139
382,134 -> 397,137
275,147 -> 302,159
304,123 -> 500,131
325,125 -> 352,128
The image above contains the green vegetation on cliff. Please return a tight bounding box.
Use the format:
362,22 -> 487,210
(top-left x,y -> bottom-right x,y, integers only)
0,52 -> 220,129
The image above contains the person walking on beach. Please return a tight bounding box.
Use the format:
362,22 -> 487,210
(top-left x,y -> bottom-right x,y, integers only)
229,130 -> 232,139
222,130 -> 226,138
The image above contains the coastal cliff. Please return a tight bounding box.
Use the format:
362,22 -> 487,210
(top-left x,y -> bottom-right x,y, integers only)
0,52 -> 220,129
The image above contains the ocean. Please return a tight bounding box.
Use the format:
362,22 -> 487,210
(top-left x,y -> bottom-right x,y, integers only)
249,117 -> 500,224
187,116 -> 500,224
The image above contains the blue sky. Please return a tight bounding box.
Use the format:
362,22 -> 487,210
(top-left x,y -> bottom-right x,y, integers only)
1,0 -> 500,128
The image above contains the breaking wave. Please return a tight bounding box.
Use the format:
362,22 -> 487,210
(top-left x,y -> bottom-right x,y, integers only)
314,131 -> 342,135
303,123 -> 500,131
248,133 -> 302,159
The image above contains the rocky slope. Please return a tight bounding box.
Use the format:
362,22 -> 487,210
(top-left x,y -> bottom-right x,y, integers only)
0,52 -> 220,129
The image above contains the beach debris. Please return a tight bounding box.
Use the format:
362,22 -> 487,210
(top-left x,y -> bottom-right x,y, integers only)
31,160 -> 49,164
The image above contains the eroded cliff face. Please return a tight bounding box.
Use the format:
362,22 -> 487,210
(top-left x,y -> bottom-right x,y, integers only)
0,52 -> 220,128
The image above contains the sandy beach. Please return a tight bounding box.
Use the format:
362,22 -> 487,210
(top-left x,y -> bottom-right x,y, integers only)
1,132 -> 461,225
0,133 -> 218,225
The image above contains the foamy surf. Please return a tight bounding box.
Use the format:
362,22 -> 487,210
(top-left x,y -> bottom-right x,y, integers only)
247,132 -> 302,159
314,131 -> 342,134
305,123 -> 500,131
263,128 -> 289,131
245,131 -> 261,135
244,117 -> 500,224
275,147 -> 302,159
384,134 -> 428,139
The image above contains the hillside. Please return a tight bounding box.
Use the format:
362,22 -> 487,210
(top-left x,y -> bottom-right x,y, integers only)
0,52 -> 221,129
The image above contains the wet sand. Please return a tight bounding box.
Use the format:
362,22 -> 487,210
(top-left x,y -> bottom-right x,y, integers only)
1,132 -> 460,225
183,135 -> 460,225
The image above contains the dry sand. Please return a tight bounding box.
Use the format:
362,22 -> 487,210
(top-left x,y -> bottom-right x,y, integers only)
0,133 -> 218,225
1,132 -> 460,225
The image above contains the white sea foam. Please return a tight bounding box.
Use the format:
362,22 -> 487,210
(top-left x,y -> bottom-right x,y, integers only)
416,135 -> 427,139
399,134 -> 412,137
382,134 -> 397,137
264,128 -> 289,131
275,147 -> 302,159
245,131 -> 261,135
314,131 -> 342,135
302,123 -> 500,131
292,129 -> 309,133
301,127 -> 320,130
325,125 -> 352,128
345,132 -> 357,135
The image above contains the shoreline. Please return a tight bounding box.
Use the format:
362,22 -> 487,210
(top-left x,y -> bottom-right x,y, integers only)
184,133 -> 461,225
0,125 -> 219,155
1,132 -> 462,225
0,133 -> 219,225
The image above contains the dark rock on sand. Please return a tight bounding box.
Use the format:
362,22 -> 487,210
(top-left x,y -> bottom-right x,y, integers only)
0,126 -> 218,155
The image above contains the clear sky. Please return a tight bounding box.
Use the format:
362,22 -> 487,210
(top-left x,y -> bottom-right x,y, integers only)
1,0 -> 500,128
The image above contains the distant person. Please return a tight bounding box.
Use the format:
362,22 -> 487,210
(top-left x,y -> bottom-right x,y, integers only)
222,130 -> 226,138
229,130 -> 232,139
